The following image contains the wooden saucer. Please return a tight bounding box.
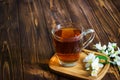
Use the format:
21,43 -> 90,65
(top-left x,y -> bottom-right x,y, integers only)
49,49 -> 110,80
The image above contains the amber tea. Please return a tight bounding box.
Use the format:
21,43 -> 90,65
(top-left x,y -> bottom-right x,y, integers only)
53,28 -> 82,66
52,24 -> 95,67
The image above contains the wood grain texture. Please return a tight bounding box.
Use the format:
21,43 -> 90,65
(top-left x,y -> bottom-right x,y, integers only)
0,0 -> 120,80
0,0 -> 23,80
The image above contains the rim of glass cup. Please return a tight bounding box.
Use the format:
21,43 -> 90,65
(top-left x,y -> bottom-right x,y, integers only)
51,23 -> 84,42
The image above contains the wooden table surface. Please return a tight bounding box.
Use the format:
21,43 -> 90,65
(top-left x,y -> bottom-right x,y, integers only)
0,0 -> 120,80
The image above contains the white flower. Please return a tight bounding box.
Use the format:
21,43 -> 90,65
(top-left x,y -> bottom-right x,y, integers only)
91,58 -> 103,76
102,45 -> 107,51
109,48 -> 119,58
83,53 -> 104,76
91,58 -> 99,70
83,53 -> 96,68
108,42 -> 117,51
117,47 -> 120,55
110,54 -> 116,58
94,42 -> 102,50
94,42 -> 106,51
108,42 -> 117,48
83,53 -> 96,63
114,56 -> 120,66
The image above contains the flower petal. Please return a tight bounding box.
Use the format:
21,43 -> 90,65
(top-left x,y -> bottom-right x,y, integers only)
91,70 -> 98,76
83,53 -> 95,62
116,61 -> 120,66
85,63 -> 91,68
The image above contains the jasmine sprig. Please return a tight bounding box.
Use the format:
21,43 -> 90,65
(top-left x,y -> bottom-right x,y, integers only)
83,42 -> 120,76
93,42 -> 120,66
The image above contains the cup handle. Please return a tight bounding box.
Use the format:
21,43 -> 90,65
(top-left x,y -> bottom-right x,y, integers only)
82,29 -> 95,49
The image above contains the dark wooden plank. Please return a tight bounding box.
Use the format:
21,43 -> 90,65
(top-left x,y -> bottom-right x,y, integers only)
18,0 -> 58,80
87,0 -> 120,43
0,0 -> 23,80
111,0 -> 120,12
18,0 -> 54,64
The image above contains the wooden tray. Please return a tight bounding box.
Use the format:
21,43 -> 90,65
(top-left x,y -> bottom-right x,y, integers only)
49,49 -> 110,80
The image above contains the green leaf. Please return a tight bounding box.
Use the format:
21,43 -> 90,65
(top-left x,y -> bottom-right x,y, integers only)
96,55 -> 109,64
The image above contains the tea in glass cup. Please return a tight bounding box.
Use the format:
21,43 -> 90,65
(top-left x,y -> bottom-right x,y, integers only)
52,23 -> 95,67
